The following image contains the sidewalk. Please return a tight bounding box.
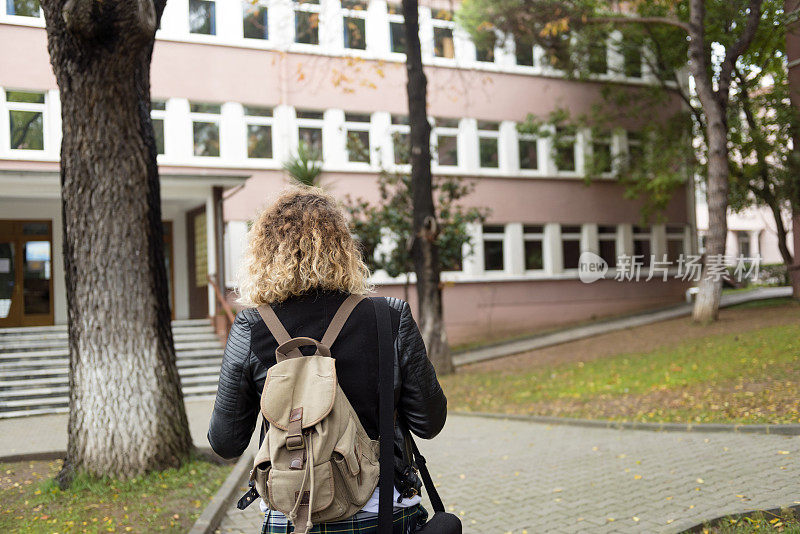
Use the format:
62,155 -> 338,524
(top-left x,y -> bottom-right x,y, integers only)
217,414 -> 800,534
0,398 -> 218,457
453,286 -> 793,366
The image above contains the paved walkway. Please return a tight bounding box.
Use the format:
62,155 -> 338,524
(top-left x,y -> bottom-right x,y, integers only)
453,286 -> 793,366
0,398 -> 217,457
218,414 -> 800,534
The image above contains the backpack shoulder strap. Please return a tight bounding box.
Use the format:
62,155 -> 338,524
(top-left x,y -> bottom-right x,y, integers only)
256,304 -> 302,359
320,294 -> 365,348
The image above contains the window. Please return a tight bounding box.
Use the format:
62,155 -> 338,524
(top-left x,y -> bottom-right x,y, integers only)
189,0 -> 215,35
592,132 -> 612,173
544,33 -> 570,70
294,0 -> 320,45
554,126 -> 576,172
390,114 -> 409,164
633,225 -> 652,266
243,2 -> 268,40
344,112 -> 370,163
561,225 -> 582,270
622,39 -> 643,78
475,31 -> 496,63
190,102 -> 221,157
666,225 -> 685,262
482,225 -> 505,271
477,120 -> 499,168
515,40 -> 534,67
6,0 -> 39,16
627,131 -> 643,169
523,225 -> 544,271
598,225 -> 617,267
518,133 -> 538,170
433,117 -> 459,167
387,3 -> 405,54
296,109 -> 324,158
6,90 -> 45,151
342,0 -> 367,50
151,100 -> 166,156
588,39 -> 608,74
736,231 -> 751,257
431,9 -> 455,59
245,106 -> 273,159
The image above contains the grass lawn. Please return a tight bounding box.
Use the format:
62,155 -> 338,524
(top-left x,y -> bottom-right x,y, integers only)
0,453 -> 231,533
693,509 -> 800,533
442,299 -> 800,424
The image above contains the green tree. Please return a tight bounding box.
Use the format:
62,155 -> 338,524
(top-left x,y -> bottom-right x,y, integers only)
342,165 -> 488,370
459,0 -> 776,321
283,140 -> 323,186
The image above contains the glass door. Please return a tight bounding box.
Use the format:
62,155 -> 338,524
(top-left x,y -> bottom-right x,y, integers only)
0,220 -> 53,327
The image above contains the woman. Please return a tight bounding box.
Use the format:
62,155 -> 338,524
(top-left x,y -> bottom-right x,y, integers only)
208,186 -> 447,533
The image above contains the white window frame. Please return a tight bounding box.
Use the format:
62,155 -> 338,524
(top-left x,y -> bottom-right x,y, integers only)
342,112 -> 372,166
4,88 -> 47,154
151,100 -> 167,158
626,130 -> 643,168
432,117 -> 460,170
523,225 -> 546,273
429,8 -> 456,62
553,126 -> 580,175
476,121 -> 500,170
292,0 -> 322,47
632,225 -> 653,266
244,105 -> 274,161
242,0 -> 270,42
386,1 -> 405,57
1,0 -> 45,24
188,0 -> 217,37
665,224 -> 686,262
296,108 -> 325,161
560,224 -> 583,273
481,224 -> 506,273
388,114 -> 410,168
597,224 -> 618,268
517,130 -> 540,174
589,130 -> 614,177
341,0 -> 368,51
189,102 -> 222,158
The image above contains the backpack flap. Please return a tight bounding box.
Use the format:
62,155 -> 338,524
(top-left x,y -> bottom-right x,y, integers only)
260,356 -> 337,430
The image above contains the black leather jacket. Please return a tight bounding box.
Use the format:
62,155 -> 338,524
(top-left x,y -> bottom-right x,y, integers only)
207,289 -> 447,491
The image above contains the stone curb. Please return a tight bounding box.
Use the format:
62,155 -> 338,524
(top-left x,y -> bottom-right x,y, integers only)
0,450 -> 64,463
189,448 -> 254,534
452,411 -> 800,435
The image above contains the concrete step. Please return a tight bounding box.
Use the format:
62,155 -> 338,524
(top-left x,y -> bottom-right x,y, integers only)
0,332 -> 219,351
0,355 -> 222,372
0,365 -> 222,388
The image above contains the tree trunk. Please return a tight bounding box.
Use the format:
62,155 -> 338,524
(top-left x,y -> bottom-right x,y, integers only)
687,0 -> 727,323
41,0 -> 193,483
401,0 -> 452,374
792,209 -> 800,298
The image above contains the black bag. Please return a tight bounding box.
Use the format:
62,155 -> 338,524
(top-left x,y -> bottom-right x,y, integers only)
373,298 -> 462,534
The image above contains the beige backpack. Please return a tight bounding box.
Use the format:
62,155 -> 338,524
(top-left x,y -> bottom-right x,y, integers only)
240,294 -> 381,534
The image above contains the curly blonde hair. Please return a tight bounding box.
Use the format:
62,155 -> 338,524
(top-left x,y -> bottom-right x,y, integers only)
236,186 -> 373,306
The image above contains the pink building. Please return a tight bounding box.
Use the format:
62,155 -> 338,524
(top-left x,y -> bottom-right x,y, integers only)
0,0 -> 695,345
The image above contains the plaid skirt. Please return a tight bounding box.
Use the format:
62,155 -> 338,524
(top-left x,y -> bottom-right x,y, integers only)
260,505 -> 428,534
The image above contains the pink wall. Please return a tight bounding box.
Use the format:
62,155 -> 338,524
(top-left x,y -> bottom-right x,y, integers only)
221,170 -> 689,225
0,23 -> 682,128
366,278 -> 689,345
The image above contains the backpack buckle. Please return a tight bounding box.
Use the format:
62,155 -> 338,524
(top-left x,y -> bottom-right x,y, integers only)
286,433 -> 305,451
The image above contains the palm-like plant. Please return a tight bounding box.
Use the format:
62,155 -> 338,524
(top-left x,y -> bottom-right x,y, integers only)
283,140 -> 322,186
